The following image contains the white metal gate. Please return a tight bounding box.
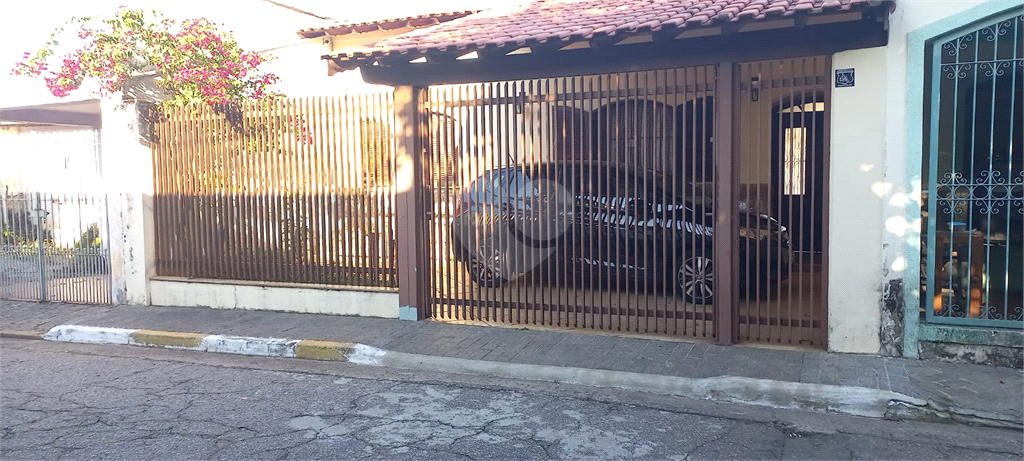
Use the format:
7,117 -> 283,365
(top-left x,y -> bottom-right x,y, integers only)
1,190 -> 111,304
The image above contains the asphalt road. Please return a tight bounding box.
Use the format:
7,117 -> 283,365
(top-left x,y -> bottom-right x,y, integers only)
2,338 -> 1021,460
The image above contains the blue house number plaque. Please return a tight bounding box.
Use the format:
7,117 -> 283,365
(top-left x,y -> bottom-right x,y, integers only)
835,68 -> 855,88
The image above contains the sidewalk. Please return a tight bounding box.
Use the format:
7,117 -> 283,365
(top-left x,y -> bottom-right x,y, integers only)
2,300 -> 1021,428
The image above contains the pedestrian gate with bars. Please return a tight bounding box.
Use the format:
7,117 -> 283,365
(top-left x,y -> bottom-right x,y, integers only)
1,191 -> 111,304
423,58 -> 830,346
923,11 -> 1023,327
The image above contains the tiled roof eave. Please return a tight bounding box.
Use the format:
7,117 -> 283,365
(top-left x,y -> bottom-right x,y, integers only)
297,11 -> 478,39
324,0 -> 896,68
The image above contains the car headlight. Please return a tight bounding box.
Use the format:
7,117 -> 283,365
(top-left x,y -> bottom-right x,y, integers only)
739,227 -> 772,240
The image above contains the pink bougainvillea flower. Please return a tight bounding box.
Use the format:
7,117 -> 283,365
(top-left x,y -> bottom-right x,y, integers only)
10,8 -> 280,109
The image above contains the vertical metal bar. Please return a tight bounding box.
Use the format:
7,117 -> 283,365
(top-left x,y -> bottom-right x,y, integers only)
526,79 -> 537,325
240,101 -> 252,283
669,66 -> 680,336
183,107 -> 197,279
1001,20 -> 1019,318
277,99 -> 290,282
355,95 -> 370,286
381,93 -> 391,287
459,85 -> 469,320
444,86 -> 456,319
35,192 -> 46,301
571,75 -> 582,329
635,70 -> 645,333
541,78 -> 552,327
434,87 -> 444,319
803,60 -> 816,343
751,61 -> 763,342
487,82 -> 499,323
945,36 -> 964,319
337,96 -> 350,284
819,55 -> 832,346
773,63 -> 784,342
256,100 -> 271,282
200,104 -> 214,280
553,77 -> 562,328
430,88 -> 439,317
590,74 -> 600,331
693,68 -> 703,337
475,83 -> 486,321
604,73 -> 613,331
523,79 -> 532,325
964,31 -> 983,319
642,69 -> 653,333
334,95 -> 346,285
305,97 -> 318,283
315,96 -> 324,283
500,82 -> 511,324
783,62 -> 796,342
927,35 -> 950,323
793,58 -> 805,343
299,97 -> 311,283
984,29 -> 998,320
273,98 -> 288,283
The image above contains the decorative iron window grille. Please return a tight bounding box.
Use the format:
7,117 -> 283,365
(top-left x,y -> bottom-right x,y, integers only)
924,12 -> 1023,327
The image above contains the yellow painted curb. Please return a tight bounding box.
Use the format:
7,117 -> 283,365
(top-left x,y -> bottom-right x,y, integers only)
132,330 -> 205,348
0,330 -> 45,340
294,340 -> 356,361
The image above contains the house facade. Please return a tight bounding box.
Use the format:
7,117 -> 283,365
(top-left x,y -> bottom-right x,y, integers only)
1,0 -> 1019,365
312,0 -> 1021,363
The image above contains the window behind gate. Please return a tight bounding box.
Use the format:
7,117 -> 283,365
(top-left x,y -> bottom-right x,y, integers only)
923,12 -> 1023,327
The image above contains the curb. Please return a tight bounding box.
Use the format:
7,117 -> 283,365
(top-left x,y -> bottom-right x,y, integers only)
41,324 -> 361,362
37,324 -> 1023,429
1,330 -> 44,340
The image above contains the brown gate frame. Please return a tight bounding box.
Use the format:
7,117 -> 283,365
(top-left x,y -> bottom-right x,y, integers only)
394,86 -> 431,321
392,63 -> 828,342
393,66 -> 744,342
391,59 -> 837,342
715,61 -> 739,345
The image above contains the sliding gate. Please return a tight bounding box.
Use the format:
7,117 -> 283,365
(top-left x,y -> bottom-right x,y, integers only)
426,67 -> 719,338
423,59 -> 829,345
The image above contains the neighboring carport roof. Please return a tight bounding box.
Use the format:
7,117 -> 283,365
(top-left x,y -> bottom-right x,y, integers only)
0,99 -> 102,128
325,0 -> 895,70
297,11 -> 478,39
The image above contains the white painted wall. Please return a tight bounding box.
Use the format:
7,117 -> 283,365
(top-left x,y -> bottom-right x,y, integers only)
150,279 -> 399,318
825,0 -> 1009,353
0,126 -> 101,193
828,46 -> 887,353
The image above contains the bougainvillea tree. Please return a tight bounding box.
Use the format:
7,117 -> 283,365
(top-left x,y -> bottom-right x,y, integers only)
11,8 -> 280,108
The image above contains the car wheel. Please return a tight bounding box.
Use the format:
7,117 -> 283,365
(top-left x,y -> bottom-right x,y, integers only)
467,243 -> 506,288
676,253 -> 714,305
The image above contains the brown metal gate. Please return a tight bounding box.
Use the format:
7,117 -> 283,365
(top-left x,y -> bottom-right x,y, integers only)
425,67 -> 720,338
422,58 -> 829,346
735,58 -> 830,346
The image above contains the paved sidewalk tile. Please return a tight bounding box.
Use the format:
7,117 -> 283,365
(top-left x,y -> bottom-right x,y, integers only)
2,300 -> 1021,425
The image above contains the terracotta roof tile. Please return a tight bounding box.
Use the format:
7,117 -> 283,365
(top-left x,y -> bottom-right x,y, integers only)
328,0 -> 893,61
296,11 -> 477,39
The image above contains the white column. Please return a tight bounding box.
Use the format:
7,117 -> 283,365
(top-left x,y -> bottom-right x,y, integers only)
828,47 -> 888,353
100,97 -> 155,305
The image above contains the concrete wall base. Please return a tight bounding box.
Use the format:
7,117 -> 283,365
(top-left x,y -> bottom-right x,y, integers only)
919,341 -> 1023,369
149,279 -> 398,318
